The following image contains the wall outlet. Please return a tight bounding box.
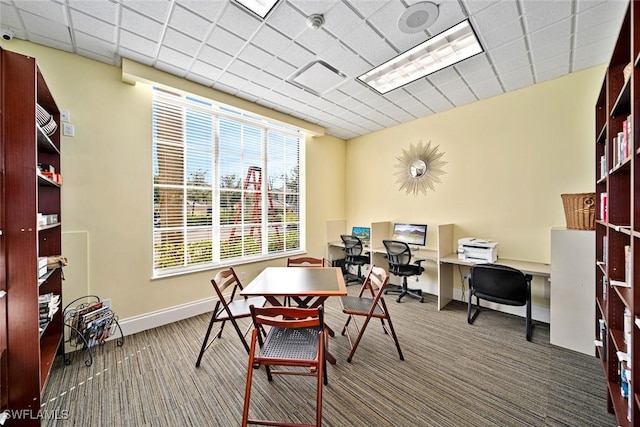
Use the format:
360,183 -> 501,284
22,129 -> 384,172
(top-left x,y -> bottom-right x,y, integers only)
60,110 -> 70,122
103,298 -> 112,308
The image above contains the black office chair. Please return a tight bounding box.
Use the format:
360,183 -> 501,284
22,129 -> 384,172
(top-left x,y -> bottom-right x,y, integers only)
466,263 -> 533,341
382,240 -> 425,303
341,234 -> 369,286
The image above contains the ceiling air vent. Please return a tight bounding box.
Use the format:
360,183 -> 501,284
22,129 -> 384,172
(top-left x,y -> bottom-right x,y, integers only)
289,60 -> 347,96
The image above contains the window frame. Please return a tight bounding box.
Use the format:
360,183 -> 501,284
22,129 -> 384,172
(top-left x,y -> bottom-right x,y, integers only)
152,87 -> 306,279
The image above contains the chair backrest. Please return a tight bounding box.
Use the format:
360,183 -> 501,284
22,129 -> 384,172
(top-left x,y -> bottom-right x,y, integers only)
287,256 -> 326,267
358,265 -> 390,300
250,305 -> 324,332
211,267 -> 244,302
341,234 -> 364,257
469,263 -> 529,305
382,240 -> 412,270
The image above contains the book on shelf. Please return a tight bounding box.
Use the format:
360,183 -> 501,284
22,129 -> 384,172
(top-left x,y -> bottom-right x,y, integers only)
602,235 -> 608,265
600,155 -> 607,178
600,193 -> 607,221
625,245 -> 632,287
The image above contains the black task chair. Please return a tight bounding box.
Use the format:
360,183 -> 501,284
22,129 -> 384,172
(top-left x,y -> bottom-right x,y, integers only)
466,263 -> 533,341
382,240 -> 425,303
341,234 -> 370,286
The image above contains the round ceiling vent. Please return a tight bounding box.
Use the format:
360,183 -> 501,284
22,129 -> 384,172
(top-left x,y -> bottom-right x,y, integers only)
398,2 -> 439,34
306,13 -> 325,30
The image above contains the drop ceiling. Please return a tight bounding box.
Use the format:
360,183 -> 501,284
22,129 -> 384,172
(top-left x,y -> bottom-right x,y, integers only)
0,0 -> 629,140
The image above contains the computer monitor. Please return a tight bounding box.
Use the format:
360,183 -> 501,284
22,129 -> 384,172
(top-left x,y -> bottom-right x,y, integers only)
351,226 -> 371,245
392,223 -> 427,247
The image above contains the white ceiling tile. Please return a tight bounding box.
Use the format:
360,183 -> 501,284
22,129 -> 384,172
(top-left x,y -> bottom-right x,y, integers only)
157,46 -> 193,72
213,81 -> 240,95
251,70 -> 283,89
344,0 -> 387,19
238,44 -> 275,69
21,12 -> 71,44
454,54 -> 494,83
266,2 -> 308,39
207,26 -> 247,56
572,35 -> 618,70
227,58 -> 260,78
162,28 -> 201,57
472,1 -> 519,35
319,42 -> 369,77
156,60 -> 188,77
500,67 -> 535,92
424,96 -> 455,114
216,2 -> 262,39
0,3 -> 23,28
322,1 -> 364,38
252,25 -> 294,57
493,53 -> 531,75
118,47 -> 154,66
530,39 -> 570,63
469,77 -> 503,99
287,0 -> 337,17
460,0 -> 500,16
120,8 -> 164,41
528,18 -> 571,51
426,67 -> 461,87
366,1 -> 427,52
217,72 -> 252,92
295,27 -> 337,55
340,21 -> 396,65
69,0 -> 118,24
522,0 -> 572,33
403,103 -> 434,119
168,4 -> 214,39
119,29 -> 159,58
190,60 -> 223,82
74,32 -> 117,58
121,0 -> 170,23
534,59 -> 570,83
426,0 -> 466,36
28,33 -> 73,52
263,57 -> 297,79
575,0 -> 628,36
446,85 -> 478,106
477,17 -> 523,50
70,10 -> 116,43
179,0 -> 228,22
199,45 -> 233,69
488,37 -> 528,64
15,0 -> 66,24
277,42 -> 315,67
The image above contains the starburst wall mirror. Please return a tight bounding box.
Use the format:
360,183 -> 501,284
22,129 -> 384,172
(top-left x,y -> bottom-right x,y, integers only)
394,140 -> 447,196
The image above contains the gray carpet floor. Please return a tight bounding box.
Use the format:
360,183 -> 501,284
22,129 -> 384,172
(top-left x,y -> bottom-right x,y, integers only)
41,288 -> 617,426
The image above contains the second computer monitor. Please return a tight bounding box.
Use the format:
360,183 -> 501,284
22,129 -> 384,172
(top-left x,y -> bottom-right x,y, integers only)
351,226 -> 371,245
392,223 -> 427,247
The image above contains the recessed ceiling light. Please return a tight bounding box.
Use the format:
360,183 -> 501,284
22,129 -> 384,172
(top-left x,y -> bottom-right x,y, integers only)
233,0 -> 279,19
358,19 -> 483,94
398,2 -> 439,34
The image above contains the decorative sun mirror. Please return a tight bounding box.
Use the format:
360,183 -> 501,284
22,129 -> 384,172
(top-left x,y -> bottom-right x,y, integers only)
394,140 -> 447,196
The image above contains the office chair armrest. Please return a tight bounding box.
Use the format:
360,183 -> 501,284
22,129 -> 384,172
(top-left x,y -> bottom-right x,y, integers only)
524,274 -> 533,283
413,258 -> 425,266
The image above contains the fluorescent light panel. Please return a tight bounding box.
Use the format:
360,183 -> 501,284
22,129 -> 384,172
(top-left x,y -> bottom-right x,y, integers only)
234,0 -> 279,18
358,20 -> 483,94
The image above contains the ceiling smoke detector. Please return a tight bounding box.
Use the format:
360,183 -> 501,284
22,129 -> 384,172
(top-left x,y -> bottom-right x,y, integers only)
398,2 -> 439,34
306,13 -> 325,30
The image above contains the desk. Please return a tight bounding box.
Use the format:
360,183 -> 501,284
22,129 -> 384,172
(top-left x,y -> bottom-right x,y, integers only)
240,267 -> 347,364
438,254 -> 551,310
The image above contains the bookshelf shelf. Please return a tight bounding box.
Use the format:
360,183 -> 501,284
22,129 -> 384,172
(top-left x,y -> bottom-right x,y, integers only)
595,3 -> 640,424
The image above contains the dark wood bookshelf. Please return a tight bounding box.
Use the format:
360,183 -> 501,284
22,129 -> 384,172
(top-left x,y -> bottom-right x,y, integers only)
1,48 -> 63,425
595,2 -> 640,424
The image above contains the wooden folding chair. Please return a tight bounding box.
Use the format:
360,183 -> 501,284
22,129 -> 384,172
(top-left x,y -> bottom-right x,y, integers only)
285,256 -> 328,306
195,267 -> 266,367
340,265 -> 404,362
242,305 -> 325,427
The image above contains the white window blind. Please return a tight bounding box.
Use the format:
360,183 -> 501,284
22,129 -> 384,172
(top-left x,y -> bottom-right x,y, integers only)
152,87 -> 303,277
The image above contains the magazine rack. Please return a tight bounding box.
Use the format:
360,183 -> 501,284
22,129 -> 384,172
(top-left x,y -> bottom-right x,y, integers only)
62,295 -> 124,367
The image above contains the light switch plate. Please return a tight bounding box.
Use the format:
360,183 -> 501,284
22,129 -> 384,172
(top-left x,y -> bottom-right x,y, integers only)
60,110 -> 70,122
63,123 -> 74,137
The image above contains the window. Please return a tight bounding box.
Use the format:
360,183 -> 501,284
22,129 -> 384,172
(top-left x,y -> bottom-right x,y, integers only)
152,87 -> 304,277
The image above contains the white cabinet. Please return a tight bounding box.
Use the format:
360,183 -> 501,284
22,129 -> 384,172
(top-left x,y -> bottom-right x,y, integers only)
550,227 -> 595,355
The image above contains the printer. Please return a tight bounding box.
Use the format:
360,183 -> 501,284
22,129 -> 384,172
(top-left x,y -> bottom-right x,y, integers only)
457,238 -> 498,263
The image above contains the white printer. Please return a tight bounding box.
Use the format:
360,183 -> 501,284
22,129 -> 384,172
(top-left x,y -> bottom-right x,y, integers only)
457,237 -> 498,263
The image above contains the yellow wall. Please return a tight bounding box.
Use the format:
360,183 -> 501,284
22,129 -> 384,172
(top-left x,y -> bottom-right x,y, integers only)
2,40 -> 345,320
346,65 -> 605,264
2,38 -> 604,323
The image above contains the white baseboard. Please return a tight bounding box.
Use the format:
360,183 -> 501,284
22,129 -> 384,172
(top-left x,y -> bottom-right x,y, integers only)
113,297 -> 214,338
113,277 -> 549,340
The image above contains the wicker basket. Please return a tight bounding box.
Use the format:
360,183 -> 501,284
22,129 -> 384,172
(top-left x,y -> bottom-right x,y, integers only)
561,193 -> 595,230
